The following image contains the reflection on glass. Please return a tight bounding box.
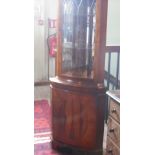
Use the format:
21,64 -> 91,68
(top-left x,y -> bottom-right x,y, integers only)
61,0 -> 96,78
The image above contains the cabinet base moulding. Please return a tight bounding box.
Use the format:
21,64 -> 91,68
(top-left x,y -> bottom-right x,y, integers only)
52,140 -> 103,155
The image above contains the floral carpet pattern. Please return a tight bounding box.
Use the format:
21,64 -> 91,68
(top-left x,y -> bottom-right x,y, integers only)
34,99 -> 66,155
34,99 -> 51,133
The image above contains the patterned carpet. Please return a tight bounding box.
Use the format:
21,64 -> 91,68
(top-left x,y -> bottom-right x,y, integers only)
34,99 -> 51,134
34,99 -> 69,155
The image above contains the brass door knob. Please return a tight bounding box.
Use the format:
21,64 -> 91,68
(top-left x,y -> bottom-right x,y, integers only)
108,149 -> 113,154
111,108 -> 116,113
109,128 -> 115,132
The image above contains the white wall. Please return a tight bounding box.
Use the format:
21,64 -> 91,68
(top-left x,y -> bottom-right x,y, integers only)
34,0 -> 47,81
34,0 -> 58,82
106,0 -> 120,46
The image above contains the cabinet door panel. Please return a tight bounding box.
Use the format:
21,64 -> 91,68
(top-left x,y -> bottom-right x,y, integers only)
61,0 -> 96,79
52,87 -> 97,149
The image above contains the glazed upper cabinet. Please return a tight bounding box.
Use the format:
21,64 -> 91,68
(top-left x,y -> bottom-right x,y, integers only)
56,0 -> 108,83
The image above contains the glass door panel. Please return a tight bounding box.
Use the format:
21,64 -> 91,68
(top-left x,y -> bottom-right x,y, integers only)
61,0 -> 96,79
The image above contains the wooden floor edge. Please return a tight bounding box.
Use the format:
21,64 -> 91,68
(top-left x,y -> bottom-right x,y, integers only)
34,81 -> 50,86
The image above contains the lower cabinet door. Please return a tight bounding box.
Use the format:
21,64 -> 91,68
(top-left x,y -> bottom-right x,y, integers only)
52,87 -> 99,149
